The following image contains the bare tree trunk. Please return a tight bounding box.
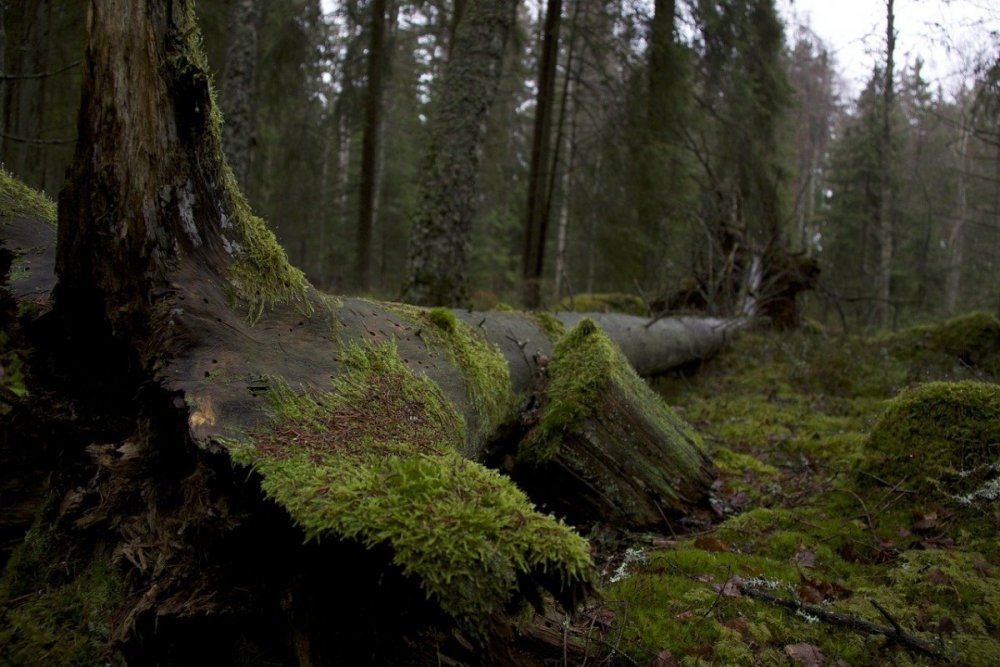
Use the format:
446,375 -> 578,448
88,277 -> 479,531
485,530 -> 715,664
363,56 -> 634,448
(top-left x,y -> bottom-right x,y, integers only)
874,0 -> 895,327
522,0 -> 562,309
946,114 -> 970,314
356,0 -> 387,292
219,0 -> 260,188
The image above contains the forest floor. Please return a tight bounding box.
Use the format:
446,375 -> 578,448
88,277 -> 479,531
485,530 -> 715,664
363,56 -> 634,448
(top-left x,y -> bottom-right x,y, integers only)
547,313 -> 1000,666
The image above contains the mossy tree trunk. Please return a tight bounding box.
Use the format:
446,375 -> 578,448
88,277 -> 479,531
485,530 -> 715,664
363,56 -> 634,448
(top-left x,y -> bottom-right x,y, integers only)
1,1 -> 730,662
402,0 -> 517,308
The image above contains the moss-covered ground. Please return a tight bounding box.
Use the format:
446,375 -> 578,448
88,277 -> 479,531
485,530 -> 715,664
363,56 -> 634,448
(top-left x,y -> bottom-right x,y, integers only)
595,313 -> 1000,665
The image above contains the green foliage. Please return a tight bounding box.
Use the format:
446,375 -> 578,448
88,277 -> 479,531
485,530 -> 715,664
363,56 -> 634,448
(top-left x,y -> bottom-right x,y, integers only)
0,169 -> 57,225
0,523 -> 123,666
529,310 -> 566,342
226,340 -> 593,630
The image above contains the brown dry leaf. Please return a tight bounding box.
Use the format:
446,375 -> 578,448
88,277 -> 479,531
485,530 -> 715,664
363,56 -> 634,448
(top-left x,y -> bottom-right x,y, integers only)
694,535 -> 731,552
585,607 -> 616,628
912,511 -> 938,532
937,616 -> 957,635
652,649 -> 680,667
695,573 -> 715,583
794,544 -> 817,568
927,569 -> 952,586
723,616 -> 749,639
919,536 -> 955,550
797,583 -> 825,604
799,575 -> 852,602
674,610 -> 693,622
686,645 -> 714,658
713,575 -> 743,598
785,642 -> 825,666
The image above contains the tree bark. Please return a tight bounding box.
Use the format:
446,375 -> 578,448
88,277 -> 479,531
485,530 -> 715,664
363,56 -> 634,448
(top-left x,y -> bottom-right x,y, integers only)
219,0 -> 260,188
946,111 -> 969,314
874,0 -> 896,327
403,0 -> 517,307
522,0 -> 562,309
356,0 -> 387,291
1,1 -> 729,660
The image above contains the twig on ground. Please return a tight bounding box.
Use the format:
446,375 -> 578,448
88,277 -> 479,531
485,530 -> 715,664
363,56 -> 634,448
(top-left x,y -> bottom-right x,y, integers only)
739,583 -> 945,659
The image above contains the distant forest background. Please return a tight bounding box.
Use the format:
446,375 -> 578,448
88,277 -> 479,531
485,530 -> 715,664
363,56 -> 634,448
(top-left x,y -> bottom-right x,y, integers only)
3,0 -> 999,329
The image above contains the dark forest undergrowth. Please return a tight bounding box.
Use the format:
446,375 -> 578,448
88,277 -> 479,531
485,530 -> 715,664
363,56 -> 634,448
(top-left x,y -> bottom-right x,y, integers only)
558,313 -> 1000,666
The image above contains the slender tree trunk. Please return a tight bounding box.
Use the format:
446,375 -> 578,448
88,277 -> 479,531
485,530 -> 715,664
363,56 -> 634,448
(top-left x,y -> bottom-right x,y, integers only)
946,116 -> 970,314
637,0 -> 683,276
521,0 -> 562,309
447,0 -> 467,57
219,0 -> 260,188
554,73 -> 578,299
0,0 -> 6,142
403,0 -> 518,307
875,0 -> 895,327
357,0 -> 387,292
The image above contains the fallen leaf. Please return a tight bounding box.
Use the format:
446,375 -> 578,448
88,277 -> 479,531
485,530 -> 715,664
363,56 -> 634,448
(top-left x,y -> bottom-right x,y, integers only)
799,575 -> 852,601
973,559 -> 993,578
726,490 -> 751,509
937,617 -> 957,635
723,616 -> 749,639
585,607 -> 616,628
927,569 -> 952,586
674,610 -> 693,622
912,511 -> 938,532
919,536 -> 955,550
797,583 -> 825,604
694,535 -> 730,552
785,642 -> 825,666
794,544 -> 817,568
695,573 -> 715,583
686,645 -> 714,658
713,575 -> 743,598
652,649 -> 680,667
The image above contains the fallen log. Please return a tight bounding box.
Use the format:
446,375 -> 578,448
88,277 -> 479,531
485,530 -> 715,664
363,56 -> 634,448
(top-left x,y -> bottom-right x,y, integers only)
0,2 -> 738,661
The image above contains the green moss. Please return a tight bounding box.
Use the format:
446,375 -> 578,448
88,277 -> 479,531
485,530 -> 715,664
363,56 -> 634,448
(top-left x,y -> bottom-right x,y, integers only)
222,166 -> 312,322
0,332 -> 29,408
0,168 -> 56,225
885,312 -> 1000,380
864,381 -> 1000,498
553,293 -> 647,316
169,5 -> 310,321
428,306 -> 458,332
387,303 -> 518,450
0,522 -> 124,666
529,311 -> 566,342
226,341 -> 594,630
520,319 -> 704,467
713,448 -> 779,477
604,322 -> 1000,666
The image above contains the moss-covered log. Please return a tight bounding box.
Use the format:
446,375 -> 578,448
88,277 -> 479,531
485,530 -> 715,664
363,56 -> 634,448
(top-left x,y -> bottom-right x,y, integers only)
0,2 -> 732,662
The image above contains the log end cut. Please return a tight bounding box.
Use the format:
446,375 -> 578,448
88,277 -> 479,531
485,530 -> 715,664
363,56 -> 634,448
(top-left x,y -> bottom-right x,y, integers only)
516,318 -> 717,530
